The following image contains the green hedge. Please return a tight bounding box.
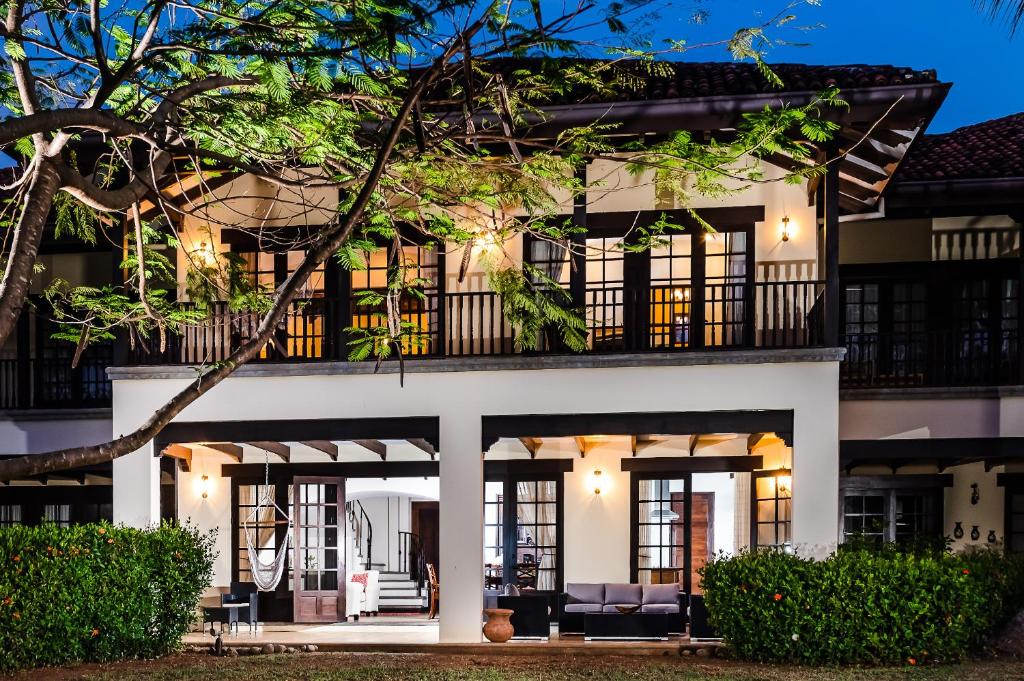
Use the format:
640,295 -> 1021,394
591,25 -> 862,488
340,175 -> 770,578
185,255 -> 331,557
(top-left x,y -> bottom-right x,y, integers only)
0,522 -> 214,671
701,545 -> 1024,665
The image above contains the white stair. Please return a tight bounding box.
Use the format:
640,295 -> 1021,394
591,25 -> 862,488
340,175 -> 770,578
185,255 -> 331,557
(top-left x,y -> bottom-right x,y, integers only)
377,571 -> 426,611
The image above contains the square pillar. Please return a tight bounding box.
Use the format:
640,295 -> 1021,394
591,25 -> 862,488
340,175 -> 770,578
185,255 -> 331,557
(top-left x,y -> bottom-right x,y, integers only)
791,367 -> 840,556
438,416 -> 484,642
113,442 -> 161,528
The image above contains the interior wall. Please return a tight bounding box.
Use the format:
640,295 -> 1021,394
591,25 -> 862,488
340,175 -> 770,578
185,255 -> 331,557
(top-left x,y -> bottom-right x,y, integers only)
944,463 -> 1005,551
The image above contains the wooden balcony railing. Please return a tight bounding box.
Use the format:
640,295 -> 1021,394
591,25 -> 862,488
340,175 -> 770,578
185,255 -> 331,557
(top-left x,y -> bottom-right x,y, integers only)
841,329 -> 1020,389
0,344 -> 114,410
123,280 -> 827,365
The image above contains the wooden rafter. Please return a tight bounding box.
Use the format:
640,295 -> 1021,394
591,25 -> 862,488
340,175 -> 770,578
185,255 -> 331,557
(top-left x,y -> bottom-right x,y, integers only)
406,438 -> 436,460
353,439 -> 387,460
519,437 -> 541,459
245,441 -> 290,463
202,443 -> 244,462
302,440 -> 339,460
688,434 -> 700,456
747,433 -> 767,454
163,443 -> 192,472
574,436 -> 590,458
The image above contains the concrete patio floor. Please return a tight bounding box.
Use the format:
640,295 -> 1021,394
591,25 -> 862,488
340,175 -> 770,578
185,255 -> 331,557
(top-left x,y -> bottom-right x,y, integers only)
184,615 -> 708,656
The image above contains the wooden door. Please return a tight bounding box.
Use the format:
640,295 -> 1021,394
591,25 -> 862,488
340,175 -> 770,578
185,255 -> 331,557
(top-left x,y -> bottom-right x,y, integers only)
411,501 -> 440,572
688,493 -> 714,594
293,477 -> 345,623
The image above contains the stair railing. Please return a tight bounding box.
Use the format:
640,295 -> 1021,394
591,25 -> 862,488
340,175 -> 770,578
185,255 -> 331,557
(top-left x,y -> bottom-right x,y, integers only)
347,500 -> 373,570
398,530 -> 427,591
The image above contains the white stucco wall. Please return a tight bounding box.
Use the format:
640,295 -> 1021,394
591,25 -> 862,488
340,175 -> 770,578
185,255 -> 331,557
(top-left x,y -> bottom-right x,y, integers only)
111,354 -> 840,641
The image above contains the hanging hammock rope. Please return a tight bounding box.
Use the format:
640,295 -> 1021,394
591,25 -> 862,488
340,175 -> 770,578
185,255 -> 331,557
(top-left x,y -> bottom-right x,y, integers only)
242,453 -> 293,591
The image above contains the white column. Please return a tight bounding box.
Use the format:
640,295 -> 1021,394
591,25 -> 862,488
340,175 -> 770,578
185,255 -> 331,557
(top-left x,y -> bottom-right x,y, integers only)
791,366 -> 840,556
438,415 -> 484,642
113,441 -> 161,528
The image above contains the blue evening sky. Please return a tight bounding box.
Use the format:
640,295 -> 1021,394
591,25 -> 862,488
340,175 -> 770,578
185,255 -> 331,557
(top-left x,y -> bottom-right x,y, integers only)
628,0 -> 1024,132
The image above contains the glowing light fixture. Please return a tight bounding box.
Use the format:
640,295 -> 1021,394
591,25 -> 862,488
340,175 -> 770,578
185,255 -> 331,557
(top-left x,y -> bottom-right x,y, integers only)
780,216 -> 792,242
592,470 -> 603,495
200,474 -> 210,499
776,474 -> 792,497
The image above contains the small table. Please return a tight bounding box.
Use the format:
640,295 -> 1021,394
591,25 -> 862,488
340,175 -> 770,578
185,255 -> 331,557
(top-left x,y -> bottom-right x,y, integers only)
583,612 -> 670,641
497,594 -> 550,640
202,603 -> 251,634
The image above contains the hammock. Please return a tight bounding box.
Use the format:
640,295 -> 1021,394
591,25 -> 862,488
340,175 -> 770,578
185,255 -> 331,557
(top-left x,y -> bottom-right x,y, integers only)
242,456 -> 293,591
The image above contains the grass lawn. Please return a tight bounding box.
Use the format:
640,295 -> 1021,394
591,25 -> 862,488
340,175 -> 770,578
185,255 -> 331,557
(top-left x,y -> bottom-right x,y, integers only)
8,653 -> 1023,681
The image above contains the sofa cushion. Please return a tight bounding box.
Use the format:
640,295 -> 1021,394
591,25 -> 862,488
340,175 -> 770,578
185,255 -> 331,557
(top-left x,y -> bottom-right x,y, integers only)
564,603 -> 603,613
603,583 -> 642,606
641,603 -> 680,614
642,583 -> 680,605
565,583 -> 604,605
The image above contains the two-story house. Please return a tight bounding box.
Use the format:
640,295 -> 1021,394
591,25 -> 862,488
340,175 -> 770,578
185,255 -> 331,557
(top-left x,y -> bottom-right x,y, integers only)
1,62 -> 1020,643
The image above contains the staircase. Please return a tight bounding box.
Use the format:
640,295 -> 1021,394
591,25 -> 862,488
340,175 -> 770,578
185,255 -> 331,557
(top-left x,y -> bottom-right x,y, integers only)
377,571 -> 427,612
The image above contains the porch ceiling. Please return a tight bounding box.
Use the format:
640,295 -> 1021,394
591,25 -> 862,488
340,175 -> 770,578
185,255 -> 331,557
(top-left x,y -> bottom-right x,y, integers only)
488,431 -> 786,460
162,438 -> 437,471
840,437 -> 1024,473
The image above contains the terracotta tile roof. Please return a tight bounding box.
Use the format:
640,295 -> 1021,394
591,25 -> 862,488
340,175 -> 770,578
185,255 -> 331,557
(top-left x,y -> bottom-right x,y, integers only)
482,58 -> 938,104
898,113 -> 1024,182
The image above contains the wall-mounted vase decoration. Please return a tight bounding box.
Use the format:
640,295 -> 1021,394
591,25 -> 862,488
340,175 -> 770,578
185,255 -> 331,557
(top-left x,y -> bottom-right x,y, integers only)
988,530 -> 998,544
970,483 -> 980,505
954,522 -> 964,539
971,525 -> 980,541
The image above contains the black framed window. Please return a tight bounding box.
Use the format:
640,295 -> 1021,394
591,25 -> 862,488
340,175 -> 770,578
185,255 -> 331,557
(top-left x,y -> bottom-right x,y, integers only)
0,505 -> 21,526
483,469 -> 563,594
524,236 -> 570,287
704,230 -> 750,347
649,235 -> 693,348
584,236 -> 627,350
842,493 -> 886,542
843,282 -> 879,369
350,242 -> 441,356
632,475 -> 690,589
1008,488 -> 1024,553
751,470 -> 791,548
235,483 -> 281,583
42,504 -> 71,527
840,483 -> 943,545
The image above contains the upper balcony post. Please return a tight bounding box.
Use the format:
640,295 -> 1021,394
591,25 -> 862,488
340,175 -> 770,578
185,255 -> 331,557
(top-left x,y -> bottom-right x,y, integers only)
1018,219 -> 1024,383
817,147 -> 841,347
569,163 -> 587,310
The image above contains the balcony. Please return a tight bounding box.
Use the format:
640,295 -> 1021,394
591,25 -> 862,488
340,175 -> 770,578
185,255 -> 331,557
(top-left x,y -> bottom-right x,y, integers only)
121,279 -> 827,366
0,344 -> 113,410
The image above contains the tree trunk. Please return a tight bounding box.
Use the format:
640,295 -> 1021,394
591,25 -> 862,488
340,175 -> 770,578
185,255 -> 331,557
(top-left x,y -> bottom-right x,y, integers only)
0,158 -> 60,349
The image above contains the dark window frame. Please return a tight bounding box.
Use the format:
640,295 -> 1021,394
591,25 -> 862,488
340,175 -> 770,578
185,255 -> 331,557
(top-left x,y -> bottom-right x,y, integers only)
838,476 -> 946,545
750,469 -> 792,549
629,471 -> 693,593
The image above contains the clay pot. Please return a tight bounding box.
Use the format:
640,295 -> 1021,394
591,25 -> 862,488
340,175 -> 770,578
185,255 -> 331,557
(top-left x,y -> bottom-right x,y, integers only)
482,608 -> 515,643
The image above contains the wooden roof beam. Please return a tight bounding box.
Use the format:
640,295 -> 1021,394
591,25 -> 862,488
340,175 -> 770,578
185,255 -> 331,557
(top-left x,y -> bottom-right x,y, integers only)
163,444 -> 193,472
747,433 -> 767,454
519,437 -> 541,459
574,436 -> 591,458
302,440 -> 339,460
203,443 -> 244,462
245,441 -> 291,463
406,438 -> 436,460
353,439 -> 387,461
688,434 -> 700,456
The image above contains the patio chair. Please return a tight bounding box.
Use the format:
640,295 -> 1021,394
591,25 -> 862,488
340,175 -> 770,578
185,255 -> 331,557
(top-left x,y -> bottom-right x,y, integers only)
220,582 -> 258,631
426,563 -> 440,620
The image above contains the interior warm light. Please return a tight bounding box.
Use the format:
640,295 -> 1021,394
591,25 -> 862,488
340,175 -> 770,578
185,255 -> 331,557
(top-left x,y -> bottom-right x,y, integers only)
200,474 -> 210,499
474,230 -> 499,254
776,474 -> 792,496
192,240 -> 217,267
672,288 -> 691,302
592,470 -> 604,495
781,216 -> 792,242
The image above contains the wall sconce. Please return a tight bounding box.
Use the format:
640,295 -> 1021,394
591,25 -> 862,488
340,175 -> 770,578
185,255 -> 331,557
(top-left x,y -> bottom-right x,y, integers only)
776,474 -> 792,497
191,241 -> 217,267
200,474 -> 210,500
970,483 -> 979,505
592,470 -> 604,495
780,216 -> 792,242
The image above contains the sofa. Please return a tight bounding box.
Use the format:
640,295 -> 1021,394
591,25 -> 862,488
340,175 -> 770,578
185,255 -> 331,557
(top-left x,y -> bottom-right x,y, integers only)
345,570 -> 380,620
558,583 -> 686,635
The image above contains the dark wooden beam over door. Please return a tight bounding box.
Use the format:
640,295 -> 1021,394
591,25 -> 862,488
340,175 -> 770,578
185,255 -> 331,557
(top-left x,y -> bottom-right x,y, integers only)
302,441 -> 339,460
482,410 -> 794,450
155,416 -> 440,454
245,441 -> 291,462
352,439 -> 387,460
201,443 -> 244,462
223,461 -> 439,479
621,455 -> 764,473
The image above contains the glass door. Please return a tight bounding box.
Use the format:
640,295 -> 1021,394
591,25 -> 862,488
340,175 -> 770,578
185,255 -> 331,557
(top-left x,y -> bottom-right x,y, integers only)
293,477 -> 345,623
633,475 -> 690,591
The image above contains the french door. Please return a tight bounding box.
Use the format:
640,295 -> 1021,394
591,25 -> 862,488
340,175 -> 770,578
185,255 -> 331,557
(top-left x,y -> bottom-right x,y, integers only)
293,476 -> 345,623
631,474 -> 692,592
